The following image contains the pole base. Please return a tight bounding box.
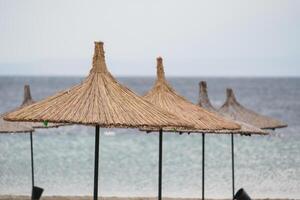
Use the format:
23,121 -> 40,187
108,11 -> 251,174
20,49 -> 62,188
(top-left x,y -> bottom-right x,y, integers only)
234,188 -> 251,200
31,186 -> 44,200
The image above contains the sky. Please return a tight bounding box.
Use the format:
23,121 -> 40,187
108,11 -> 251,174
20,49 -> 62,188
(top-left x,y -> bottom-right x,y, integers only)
0,0 -> 299,77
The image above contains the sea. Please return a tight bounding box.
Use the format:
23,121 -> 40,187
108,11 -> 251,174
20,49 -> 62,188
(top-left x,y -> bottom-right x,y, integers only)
0,76 -> 299,199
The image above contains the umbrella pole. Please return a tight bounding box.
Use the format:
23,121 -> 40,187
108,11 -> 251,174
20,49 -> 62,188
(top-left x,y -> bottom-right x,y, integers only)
94,125 -> 100,200
158,129 -> 163,200
30,131 -> 34,191
231,133 -> 235,200
202,133 -> 205,200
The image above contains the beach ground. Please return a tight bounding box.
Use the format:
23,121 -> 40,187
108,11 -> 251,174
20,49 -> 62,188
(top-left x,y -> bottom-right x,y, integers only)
0,196 -> 294,200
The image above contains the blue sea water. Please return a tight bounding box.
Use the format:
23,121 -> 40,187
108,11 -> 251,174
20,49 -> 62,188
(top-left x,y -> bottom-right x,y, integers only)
0,76 -> 299,198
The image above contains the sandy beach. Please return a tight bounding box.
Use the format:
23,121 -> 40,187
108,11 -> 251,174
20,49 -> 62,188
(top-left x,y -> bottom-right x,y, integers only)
0,196 -> 295,200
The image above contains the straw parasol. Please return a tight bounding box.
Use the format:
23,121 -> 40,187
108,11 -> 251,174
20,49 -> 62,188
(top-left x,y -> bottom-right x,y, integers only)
0,114 -> 35,192
0,115 -> 39,199
1,84 -> 66,199
0,116 -> 34,133
141,57 -> 244,200
199,81 -> 270,134
219,88 -> 287,130
198,81 -> 269,199
4,41 -> 193,200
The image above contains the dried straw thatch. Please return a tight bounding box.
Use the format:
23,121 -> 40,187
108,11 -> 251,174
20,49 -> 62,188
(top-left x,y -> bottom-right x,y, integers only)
219,88 -> 287,129
214,121 -> 268,135
198,81 -> 268,135
4,42 -> 192,129
142,57 -> 241,133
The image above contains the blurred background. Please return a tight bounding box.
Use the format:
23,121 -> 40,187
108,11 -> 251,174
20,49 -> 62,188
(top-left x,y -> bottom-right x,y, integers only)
0,0 -> 299,199
0,0 -> 299,77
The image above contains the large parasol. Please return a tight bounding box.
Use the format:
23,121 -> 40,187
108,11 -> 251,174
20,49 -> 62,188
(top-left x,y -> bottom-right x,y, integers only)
4,42 -> 193,200
141,57 -> 243,200
199,81 -> 270,199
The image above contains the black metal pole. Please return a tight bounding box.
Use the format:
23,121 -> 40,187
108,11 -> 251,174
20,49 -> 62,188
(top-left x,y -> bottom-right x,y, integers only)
202,133 -> 205,200
158,129 -> 163,200
30,131 -> 34,189
94,125 -> 100,200
231,133 -> 235,200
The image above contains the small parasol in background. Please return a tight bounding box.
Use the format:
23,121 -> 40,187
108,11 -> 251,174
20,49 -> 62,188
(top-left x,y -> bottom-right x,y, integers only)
199,81 -> 272,200
1,84 -> 66,200
219,88 -> 288,129
0,115 -> 34,133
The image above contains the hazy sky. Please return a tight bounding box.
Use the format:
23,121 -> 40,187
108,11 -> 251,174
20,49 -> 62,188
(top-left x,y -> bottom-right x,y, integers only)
0,0 -> 299,76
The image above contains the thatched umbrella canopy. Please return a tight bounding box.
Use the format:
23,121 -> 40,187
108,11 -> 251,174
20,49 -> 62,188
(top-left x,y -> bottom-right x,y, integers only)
198,81 -> 269,199
4,53 -> 190,129
0,115 -> 34,133
144,57 -> 240,132
219,88 -> 287,129
4,42 -> 193,200
142,57 -> 243,200
199,81 -> 269,134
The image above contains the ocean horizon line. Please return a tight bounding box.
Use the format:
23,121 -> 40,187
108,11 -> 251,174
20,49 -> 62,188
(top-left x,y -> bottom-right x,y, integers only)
0,75 -> 299,79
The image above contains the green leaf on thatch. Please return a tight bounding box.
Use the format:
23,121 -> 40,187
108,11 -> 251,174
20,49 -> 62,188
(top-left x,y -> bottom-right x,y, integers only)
43,120 -> 48,127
